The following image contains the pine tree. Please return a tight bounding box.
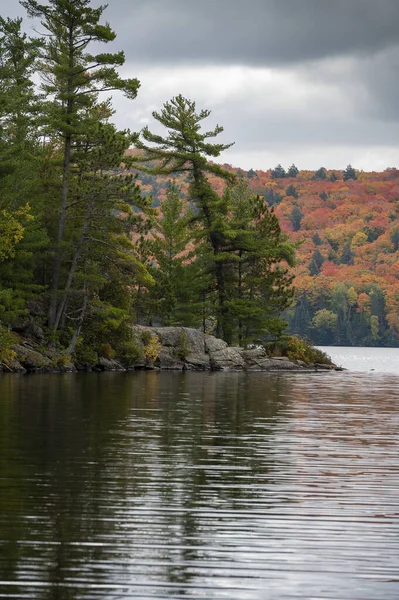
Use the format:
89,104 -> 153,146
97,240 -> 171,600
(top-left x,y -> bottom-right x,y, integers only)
343,164 -> 357,181
0,17 -> 48,326
286,184 -> 298,199
21,0 -> 140,330
287,164 -> 299,178
271,164 -> 287,179
289,205 -> 303,231
149,183 -> 196,325
313,167 -> 327,180
133,94 -> 239,341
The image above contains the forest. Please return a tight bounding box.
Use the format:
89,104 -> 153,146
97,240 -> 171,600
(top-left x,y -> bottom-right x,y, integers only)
1,1 -> 398,373
136,162 -> 399,347
0,0 -> 295,366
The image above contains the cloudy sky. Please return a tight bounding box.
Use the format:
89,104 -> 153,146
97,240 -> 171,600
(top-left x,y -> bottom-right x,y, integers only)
4,0 -> 399,171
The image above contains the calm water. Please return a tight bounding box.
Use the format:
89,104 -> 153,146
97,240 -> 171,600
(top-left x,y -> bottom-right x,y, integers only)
319,345 -> 399,375
0,370 -> 398,599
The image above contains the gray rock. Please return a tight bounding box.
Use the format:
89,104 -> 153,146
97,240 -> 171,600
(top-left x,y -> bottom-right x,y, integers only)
14,344 -> 53,372
242,347 -> 267,365
247,357 -> 299,371
158,347 -> 185,370
204,335 -> 228,353
185,352 -> 210,370
180,328 -> 206,355
209,347 -> 245,371
96,357 -> 125,372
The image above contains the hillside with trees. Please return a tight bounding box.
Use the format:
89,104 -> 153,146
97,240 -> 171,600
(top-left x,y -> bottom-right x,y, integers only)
131,162 -> 399,347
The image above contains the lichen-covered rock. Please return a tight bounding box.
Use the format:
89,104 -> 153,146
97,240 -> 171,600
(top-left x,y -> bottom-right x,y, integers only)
209,347 -> 245,371
158,347 -> 185,370
96,357 -> 125,372
0,359 -> 26,373
185,351 -> 210,370
242,347 -> 267,366
13,344 -> 53,372
204,335 -> 228,353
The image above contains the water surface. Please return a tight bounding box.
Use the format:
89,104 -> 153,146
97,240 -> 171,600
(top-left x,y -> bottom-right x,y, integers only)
319,345 -> 399,374
0,371 -> 398,599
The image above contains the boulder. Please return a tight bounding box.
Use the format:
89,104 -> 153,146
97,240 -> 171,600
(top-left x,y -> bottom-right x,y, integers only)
247,357 -> 299,371
204,335 -> 228,353
209,347 -> 245,371
96,357 -> 125,372
13,344 -> 53,372
185,351 -> 210,370
158,347 -> 185,370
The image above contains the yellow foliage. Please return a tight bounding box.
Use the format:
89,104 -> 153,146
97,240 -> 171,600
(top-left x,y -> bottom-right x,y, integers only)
143,335 -> 161,361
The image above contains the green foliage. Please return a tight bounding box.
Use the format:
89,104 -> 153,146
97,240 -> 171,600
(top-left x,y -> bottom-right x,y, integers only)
266,334 -> 333,365
176,331 -> 190,360
285,184 -> 298,199
343,164 -> 357,181
0,326 -> 17,366
287,164 -> 299,178
271,164 -> 286,179
117,339 -> 144,366
99,343 -> 115,360
73,338 -> 98,367
313,167 -> 327,180
289,205 -> 303,231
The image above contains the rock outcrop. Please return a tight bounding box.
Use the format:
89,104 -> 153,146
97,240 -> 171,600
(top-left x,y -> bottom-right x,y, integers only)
129,326 -> 339,373
1,325 -> 340,374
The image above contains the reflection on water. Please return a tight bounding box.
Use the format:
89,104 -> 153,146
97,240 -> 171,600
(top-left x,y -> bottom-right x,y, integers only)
0,371 -> 398,599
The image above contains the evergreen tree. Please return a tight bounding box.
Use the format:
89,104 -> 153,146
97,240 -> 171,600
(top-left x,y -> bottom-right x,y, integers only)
148,183 -> 198,326
312,232 -> 322,245
319,190 -> 328,201
343,164 -> 357,181
271,164 -> 286,179
286,184 -> 298,199
227,188 -> 295,344
21,0 -> 140,330
264,187 -> 283,206
308,248 -> 324,275
287,163 -> 299,178
313,167 -> 327,180
329,171 -> 338,181
0,16 -> 48,326
289,205 -> 303,231
133,97 -> 295,344
133,94 -> 239,342
340,243 -> 354,265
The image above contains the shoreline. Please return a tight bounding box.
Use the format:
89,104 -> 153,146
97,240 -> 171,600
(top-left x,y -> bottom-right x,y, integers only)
1,326 -> 342,375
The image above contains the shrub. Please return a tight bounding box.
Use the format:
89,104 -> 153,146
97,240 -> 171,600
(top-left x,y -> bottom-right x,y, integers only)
266,334 -> 333,365
143,334 -> 162,362
118,339 -> 144,366
176,331 -> 190,360
0,326 -> 17,366
73,338 -> 98,366
99,343 -> 115,359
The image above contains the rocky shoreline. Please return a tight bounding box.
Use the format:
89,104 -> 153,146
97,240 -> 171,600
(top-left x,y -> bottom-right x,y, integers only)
1,326 -> 342,374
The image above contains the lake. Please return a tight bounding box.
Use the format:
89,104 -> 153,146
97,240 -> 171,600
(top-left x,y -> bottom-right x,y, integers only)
0,357 -> 398,598
319,345 -> 399,375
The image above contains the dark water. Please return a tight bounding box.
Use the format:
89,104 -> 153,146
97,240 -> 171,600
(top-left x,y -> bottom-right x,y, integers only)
0,371 -> 398,599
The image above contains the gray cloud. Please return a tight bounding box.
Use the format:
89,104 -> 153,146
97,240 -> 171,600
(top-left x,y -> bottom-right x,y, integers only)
3,0 -> 399,170
111,0 -> 399,67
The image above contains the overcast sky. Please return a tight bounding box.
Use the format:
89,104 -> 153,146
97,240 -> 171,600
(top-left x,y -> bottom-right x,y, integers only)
4,0 -> 399,171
